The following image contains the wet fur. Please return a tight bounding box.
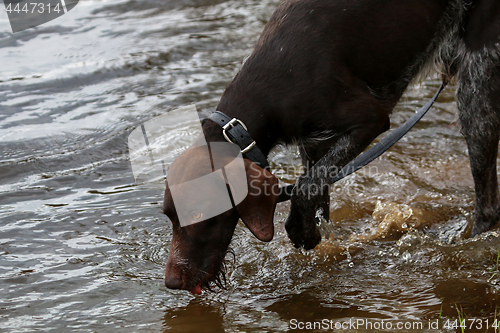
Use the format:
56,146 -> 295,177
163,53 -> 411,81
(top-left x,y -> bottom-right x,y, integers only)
295,0 -> 499,248
165,0 -> 500,291
214,0 -> 500,249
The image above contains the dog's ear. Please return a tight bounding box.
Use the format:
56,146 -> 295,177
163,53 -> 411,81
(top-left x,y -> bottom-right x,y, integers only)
236,159 -> 279,242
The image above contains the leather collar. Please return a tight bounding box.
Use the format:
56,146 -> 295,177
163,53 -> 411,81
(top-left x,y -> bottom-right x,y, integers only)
208,111 -> 270,171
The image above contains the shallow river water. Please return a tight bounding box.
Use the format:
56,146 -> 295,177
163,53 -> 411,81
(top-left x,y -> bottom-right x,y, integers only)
1,0 -> 500,332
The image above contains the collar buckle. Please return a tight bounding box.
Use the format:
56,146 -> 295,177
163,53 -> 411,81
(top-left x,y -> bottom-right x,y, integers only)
222,118 -> 256,154
209,111 -> 270,170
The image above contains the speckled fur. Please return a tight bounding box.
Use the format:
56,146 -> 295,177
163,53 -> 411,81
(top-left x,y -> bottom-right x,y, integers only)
288,0 -> 500,249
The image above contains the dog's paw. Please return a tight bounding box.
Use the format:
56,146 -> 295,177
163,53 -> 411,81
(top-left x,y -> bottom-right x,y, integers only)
469,205 -> 500,237
470,216 -> 500,237
285,188 -> 322,250
285,216 -> 321,250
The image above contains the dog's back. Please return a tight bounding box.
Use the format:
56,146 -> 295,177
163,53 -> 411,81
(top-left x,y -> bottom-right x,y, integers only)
164,0 -> 500,291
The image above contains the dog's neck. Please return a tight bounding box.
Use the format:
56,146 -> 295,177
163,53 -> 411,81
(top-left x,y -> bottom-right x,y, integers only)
203,89 -> 282,156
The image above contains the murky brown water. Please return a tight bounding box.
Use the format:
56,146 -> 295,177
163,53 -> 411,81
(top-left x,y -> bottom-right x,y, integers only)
1,0 -> 500,332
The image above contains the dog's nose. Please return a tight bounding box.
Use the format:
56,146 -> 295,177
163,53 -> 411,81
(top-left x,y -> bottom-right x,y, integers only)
165,275 -> 183,289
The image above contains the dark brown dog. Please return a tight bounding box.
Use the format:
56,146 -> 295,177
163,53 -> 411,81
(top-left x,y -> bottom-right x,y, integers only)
164,143 -> 279,294
163,0 -> 500,293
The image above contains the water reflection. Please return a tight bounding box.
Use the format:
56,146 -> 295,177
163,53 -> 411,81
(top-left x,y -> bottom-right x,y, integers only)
163,299 -> 225,332
1,0 -> 500,332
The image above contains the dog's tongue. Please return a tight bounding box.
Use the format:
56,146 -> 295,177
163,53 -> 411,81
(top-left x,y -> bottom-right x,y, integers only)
190,284 -> 202,295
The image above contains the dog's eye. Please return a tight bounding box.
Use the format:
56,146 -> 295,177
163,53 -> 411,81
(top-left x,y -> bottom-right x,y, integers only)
191,211 -> 202,221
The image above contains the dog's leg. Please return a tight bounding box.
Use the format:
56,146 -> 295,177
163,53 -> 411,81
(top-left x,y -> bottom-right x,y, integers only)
457,51 -> 500,237
286,94 -> 390,249
299,143 -> 334,221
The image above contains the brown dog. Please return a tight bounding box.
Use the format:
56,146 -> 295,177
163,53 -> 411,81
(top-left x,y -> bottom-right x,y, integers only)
164,141 -> 278,294
164,0 -> 500,293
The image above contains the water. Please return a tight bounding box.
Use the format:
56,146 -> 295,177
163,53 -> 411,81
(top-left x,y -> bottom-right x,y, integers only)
1,0 -> 499,332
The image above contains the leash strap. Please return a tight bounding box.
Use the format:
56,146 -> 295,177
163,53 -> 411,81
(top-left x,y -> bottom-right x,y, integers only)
208,111 -> 270,170
278,83 -> 446,202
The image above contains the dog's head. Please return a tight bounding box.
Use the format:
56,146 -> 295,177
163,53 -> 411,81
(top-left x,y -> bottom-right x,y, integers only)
163,143 -> 279,294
